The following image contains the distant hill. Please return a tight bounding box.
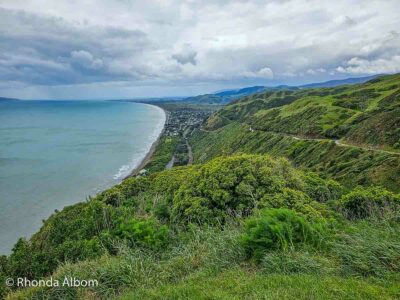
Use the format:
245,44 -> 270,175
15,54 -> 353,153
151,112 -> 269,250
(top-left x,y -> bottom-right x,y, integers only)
183,94 -> 224,104
299,74 -> 380,88
184,85 -> 299,105
192,73 -> 400,191
181,75 -> 381,105
214,86 -> 266,97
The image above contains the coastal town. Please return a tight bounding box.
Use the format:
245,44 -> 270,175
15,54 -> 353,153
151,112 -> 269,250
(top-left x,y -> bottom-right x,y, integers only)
136,102 -> 219,174
162,104 -> 214,137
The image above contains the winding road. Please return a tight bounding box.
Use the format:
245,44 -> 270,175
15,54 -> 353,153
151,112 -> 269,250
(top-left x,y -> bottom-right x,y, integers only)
287,133 -> 399,156
200,126 -> 400,156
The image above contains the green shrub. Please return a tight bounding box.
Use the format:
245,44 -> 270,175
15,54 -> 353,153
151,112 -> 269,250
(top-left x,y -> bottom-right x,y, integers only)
116,217 -> 170,250
302,173 -> 345,202
56,239 -> 103,262
259,188 -> 326,219
119,176 -> 150,199
171,155 -> 305,224
241,209 -> 327,261
0,256 -> 10,298
6,238 -> 46,279
340,186 -> 400,220
101,188 -> 124,207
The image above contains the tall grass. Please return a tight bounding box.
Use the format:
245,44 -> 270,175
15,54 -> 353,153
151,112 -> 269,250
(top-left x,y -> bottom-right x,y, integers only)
332,220 -> 400,277
7,226 -> 244,300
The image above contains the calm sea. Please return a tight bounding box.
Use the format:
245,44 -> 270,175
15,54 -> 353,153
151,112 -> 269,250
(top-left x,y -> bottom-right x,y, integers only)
0,100 -> 165,254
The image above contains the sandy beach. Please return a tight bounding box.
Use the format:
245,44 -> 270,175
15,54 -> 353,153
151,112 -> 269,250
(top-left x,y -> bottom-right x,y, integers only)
126,105 -> 168,178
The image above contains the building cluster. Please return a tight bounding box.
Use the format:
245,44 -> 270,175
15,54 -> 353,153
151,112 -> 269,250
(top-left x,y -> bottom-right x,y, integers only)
164,108 -> 212,137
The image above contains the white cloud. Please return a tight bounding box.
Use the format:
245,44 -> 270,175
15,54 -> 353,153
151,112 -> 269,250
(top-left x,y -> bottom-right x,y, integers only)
241,67 -> 274,79
337,56 -> 400,74
0,0 -> 399,98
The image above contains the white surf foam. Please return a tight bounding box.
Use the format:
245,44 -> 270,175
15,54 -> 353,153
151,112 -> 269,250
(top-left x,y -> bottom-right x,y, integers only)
112,104 -> 166,180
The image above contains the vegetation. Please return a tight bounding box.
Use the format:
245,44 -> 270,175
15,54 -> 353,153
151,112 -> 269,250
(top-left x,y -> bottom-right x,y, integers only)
138,102 -> 216,173
203,74 -> 400,148
142,136 -> 179,173
339,186 -> 400,220
241,209 -> 328,260
1,153 -> 400,299
191,74 -> 400,191
2,74 -> 400,299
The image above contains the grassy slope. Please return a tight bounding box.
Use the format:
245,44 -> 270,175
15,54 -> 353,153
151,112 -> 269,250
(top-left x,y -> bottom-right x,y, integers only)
204,74 -> 400,147
4,154 -> 400,299
192,74 -> 400,191
121,269 -> 400,300
3,76 -> 400,300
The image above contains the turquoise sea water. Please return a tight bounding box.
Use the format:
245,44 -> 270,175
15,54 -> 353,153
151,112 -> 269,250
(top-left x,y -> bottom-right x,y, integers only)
0,100 -> 165,254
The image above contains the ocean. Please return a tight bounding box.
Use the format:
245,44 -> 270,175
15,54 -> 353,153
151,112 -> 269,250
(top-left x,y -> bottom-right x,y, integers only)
0,100 -> 165,254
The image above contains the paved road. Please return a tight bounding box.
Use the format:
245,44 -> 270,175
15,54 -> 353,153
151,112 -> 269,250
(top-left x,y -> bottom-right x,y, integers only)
165,156 -> 175,169
186,139 -> 193,164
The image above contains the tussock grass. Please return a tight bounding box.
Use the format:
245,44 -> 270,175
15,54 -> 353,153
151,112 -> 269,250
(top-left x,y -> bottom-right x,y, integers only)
7,226 -> 244,300
119,268 -> 400,300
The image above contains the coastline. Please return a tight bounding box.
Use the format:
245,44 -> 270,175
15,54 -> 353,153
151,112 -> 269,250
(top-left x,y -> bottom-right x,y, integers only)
125,104 -> 168,178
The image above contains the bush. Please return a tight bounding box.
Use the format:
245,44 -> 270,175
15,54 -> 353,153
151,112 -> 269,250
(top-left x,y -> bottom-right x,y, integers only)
101,188 -> 124,207
116,217 -> 170,250
57,239 -> 103,263
6,238 -> 46,279
171,155 -> 305,224
241,209 -> 328,261
302,173 -> 345,202
259,188 -> 326,219
0,256 -> 11,298
340,186 -> 400,220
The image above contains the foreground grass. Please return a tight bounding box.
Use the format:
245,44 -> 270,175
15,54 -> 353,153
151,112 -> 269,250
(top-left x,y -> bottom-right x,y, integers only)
3,155 -> 400,299
7,221 -> 400,299
120,269 -> 400,300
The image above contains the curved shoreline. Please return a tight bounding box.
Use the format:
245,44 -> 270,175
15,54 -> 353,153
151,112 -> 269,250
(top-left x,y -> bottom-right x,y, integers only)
125,103 -> 168,178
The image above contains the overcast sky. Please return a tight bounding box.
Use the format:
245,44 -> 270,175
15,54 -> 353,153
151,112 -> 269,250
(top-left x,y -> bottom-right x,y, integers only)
1,0 -> 399,99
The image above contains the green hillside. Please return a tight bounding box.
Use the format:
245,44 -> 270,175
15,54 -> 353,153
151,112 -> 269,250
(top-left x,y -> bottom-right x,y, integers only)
1,75 -> 400,299
192,74 -> 400,191
2,154 -> 400,299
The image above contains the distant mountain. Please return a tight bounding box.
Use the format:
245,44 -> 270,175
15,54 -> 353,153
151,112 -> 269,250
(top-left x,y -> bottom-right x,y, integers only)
196,73 -> 400,190
183,87 -> 267,105
183,94 -> 223,104
215,86 -> 266,97
183,85 -> 299,105
299,75 -> 380,88
181,75 -> 381,105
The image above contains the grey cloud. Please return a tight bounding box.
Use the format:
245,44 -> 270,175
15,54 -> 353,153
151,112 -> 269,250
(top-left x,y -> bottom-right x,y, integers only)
0,0 -> 399,99
172,50 -> 197,65
0,7 -> 150,85
343,16 -> 356,26
70,50 -> 104,71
